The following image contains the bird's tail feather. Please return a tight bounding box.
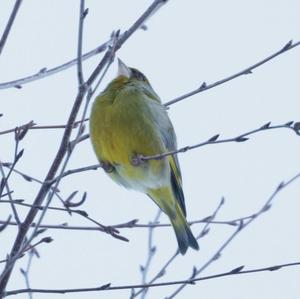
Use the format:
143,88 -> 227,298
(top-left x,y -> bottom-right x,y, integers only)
147,188 -> 199,255
171,202 -> 199,255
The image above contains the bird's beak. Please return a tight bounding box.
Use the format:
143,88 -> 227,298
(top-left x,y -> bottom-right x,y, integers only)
117,58 -> 132,78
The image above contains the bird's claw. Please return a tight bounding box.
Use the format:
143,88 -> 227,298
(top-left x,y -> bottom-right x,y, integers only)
101,161 -> 114,173
131,154 -> 144,166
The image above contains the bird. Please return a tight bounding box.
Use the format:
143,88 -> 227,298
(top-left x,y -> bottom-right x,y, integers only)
89,59 -> 199,254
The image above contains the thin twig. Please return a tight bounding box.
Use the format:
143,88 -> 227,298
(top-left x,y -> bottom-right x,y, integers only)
165,40 -> 300,106
0,213 -> 250,232
3,261 -> 300,297
77,0 -> 85,85
139,210 -> 161,299
20,250 -> 34,299
0,0 -> 23,56
142,121 -> 299,161
0,119 -> 89,136
0,237 -> 52,264
0,161 -> 21,228
0,42 -> 110,89
50,164 -> 101,183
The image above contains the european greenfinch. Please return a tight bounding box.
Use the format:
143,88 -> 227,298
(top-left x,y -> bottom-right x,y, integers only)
89,59 -> 199,254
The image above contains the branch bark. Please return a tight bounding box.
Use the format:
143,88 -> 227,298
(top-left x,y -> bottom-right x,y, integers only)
0,0 -> 23,56
2,262 -> 300,297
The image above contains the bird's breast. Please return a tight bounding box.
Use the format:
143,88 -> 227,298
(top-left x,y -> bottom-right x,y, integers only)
90,88 -> 170,190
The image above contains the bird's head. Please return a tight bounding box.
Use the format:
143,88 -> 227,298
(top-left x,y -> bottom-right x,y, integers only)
116,58 -> 151,86
103,59 -> 159,101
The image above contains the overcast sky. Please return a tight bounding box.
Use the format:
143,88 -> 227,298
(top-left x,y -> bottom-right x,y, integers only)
1,1 -> 300,298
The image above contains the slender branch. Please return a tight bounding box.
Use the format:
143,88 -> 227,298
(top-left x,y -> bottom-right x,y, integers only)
0,42 -> 109,89
77,0 -> 85,85
1,162 -> 61,194
3,261 -> 300,297
0,237 -> 53,264
0,213 -> 249,232
165,40 -> 300,106
139,210 -> 161,299
0,163 -> 21,228
142,121 -> 299,161
0,125 -> 28,228
50,163 -> 101,183
20,251 -> 34,299
0,0 -> 23,56
0,120 -> 89,136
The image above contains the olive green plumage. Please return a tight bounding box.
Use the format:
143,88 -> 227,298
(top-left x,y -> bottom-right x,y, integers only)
89,59 -> 199,254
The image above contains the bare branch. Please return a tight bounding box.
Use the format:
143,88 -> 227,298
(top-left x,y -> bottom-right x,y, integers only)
139,210 -> 161,299
0,213 -> 249,233
0,0 -> 23,56
0,42 -> 109,89
77,0 -> 86,85
2,262 -> 300,297
0,237 -> 53,264
0,155 -> 22,228
142,121 -> 299,161
0,119 -> 88,136
20,250 -> 34,299
165,40 -> 300,106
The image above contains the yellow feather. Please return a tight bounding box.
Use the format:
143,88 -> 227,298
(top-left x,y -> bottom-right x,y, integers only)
89,63 -> 199,254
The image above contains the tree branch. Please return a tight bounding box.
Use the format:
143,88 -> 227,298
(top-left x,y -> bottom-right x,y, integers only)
2,262 -> 300,297
0,119 -> 89,136
139,210 -> 161,299
142,121 -> 299,162
0,0 -> 23,56
165,40 -> 300,106
77,0 -> 86,85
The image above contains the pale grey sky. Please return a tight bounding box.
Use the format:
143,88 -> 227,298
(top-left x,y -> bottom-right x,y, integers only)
1,1 -> 300,298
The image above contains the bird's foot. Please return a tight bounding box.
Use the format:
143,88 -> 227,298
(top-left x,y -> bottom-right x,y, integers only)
131,154 -> 144,167
101,161 -> 115,173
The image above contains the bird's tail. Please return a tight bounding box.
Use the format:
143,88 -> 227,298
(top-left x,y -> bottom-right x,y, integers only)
147,187 -> 199,255
170,201 -> 199,255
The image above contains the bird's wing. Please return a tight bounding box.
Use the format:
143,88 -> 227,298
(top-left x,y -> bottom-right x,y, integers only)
155,111 -> 186,217
163,125 -> 186,216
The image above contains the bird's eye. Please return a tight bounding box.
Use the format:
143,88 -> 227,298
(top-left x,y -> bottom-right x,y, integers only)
131,68 -> 147,82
